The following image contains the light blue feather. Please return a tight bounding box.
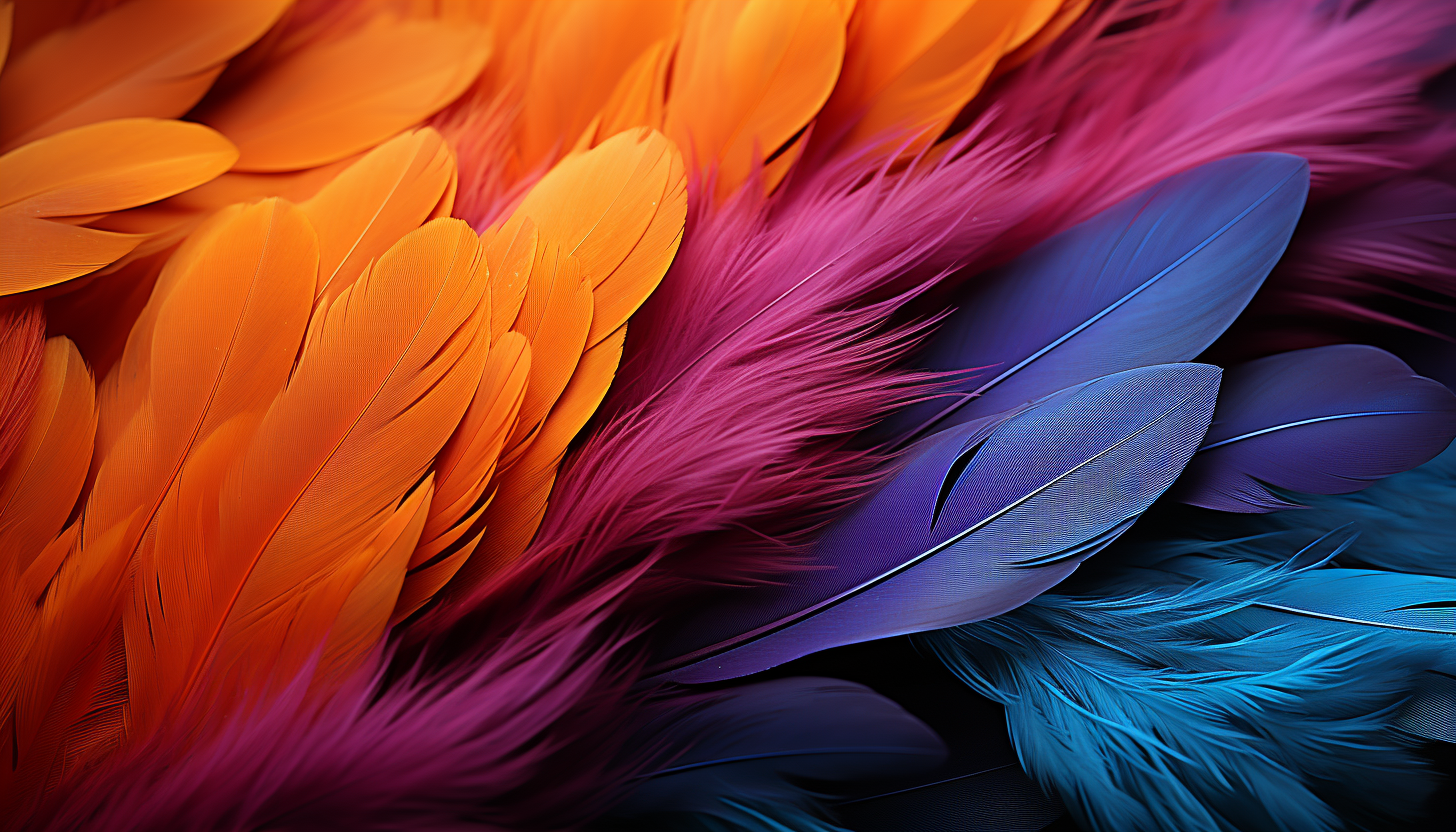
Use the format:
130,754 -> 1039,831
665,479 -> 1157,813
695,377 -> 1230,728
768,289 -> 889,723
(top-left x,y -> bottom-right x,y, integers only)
920,546 -> 1444,832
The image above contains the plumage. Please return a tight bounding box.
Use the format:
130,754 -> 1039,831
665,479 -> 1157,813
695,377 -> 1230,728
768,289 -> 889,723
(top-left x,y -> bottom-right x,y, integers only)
923,543 -> 1446,832
665,0 -> 845,199
891,154 -> 1308,440
0,300 -> 43,472
1174,345 -> 1456,512
814,0 -> 1056,157
514,0 -> 684,171
654,364 -> 1220,683
612,677 -> 945,825
0,337 -> 95,575
196,16 -> 489,172
4,0 -> 1456,828
0,118 -> 238,293
300,127 -> 458,309
0,0 -> 288,153
141,218 -> 488,722
437,129 -> 686,600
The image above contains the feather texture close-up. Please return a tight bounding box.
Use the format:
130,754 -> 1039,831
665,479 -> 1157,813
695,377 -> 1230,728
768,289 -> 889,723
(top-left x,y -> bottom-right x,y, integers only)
1,1 -> 1454,830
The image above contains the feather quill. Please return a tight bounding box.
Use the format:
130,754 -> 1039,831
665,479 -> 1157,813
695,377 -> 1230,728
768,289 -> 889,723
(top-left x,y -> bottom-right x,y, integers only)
654,364 -> 1219,682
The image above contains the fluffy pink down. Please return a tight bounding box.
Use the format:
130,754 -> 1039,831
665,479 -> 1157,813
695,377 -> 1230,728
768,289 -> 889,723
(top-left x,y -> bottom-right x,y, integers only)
38,583 -> 639,832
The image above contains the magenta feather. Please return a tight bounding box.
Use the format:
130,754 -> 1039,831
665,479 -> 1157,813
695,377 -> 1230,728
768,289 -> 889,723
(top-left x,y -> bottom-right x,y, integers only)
38,596 -> 636,832
945,0 -> 1456,271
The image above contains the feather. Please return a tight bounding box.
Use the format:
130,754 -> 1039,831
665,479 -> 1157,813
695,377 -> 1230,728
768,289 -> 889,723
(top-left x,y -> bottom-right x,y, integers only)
438,129 -> 685,599
0,300 -> 43,472
1173,345 -> 1456,512
891,153 -> 1308,439
923,548 -> 1443,832
514,0 -> 684,171
300,127 -> 458,309
947,0 -> 1456,271
1213,177 -> 1456,355
652,363 -> 1220,683
0,337 -> 95,574
83,198 -> 316,560
1170,442 -> 1456,578
665,0 -> 846,199
38,593 -> 637,832
196,15 -> 490,172
813,0 -> 1057,158
0,338 -> 92,791
0,0 -> 288,153
0,118 -> 238,293
507,127 -> 687,349
611,677 -> 945,825
146,218 -> 488,719
395,334 -> 530,621
0,1 -> 13,74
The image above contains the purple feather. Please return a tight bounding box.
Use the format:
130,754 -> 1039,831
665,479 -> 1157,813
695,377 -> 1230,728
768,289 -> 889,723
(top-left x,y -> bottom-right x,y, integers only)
612,677 -> 945,822
653,364 -> 1220,684
1174,345 -> 1456,512
891,153 -> 1307,440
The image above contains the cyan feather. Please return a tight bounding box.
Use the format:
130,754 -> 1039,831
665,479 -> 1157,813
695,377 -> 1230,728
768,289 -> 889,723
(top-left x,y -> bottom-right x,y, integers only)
922,536 -> 1448,832
890,153 -> 1307,441
1173,345 -> 1456,512
652,364 -> 1219,683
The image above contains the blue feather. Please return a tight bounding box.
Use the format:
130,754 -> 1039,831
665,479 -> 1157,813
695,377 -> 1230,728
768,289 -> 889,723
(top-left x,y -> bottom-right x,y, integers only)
610,677 -> 944,830
1159,442 -> 1456,577
890,153 -> 1307,440
921,538 -> 1448,832
1173,345 -> 1456,512
652,364 -> 1219,683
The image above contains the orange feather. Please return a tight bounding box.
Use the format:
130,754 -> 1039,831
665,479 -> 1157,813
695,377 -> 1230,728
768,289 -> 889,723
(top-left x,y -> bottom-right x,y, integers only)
197,16 -> 490,172
146,218 -> 489,717
818,0 -> 1054,157
301,128 -> 458,309
0,301 -> 43,472
0,337 -> 95,575
514,0 -> 684,170
665,0 -> 845,199
454,324 -> 627,592
0,0 -> 289,153
0,118 -> 238,294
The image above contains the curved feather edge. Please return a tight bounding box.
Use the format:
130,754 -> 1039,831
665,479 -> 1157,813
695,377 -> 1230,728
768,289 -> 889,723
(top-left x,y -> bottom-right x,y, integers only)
654,363 -> 1219,683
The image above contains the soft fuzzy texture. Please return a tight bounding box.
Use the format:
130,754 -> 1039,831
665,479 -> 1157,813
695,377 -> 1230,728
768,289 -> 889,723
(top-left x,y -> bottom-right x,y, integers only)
923,545 -> 1444,832
36,587 -> 638,832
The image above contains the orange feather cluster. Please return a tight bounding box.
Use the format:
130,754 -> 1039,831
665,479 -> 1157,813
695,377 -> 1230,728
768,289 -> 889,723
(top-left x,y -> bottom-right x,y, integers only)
0,0 -> 1081,821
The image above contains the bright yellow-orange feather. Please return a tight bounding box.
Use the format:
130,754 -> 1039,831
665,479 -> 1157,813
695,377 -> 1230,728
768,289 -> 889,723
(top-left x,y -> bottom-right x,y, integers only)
818,0 -> 1060,157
